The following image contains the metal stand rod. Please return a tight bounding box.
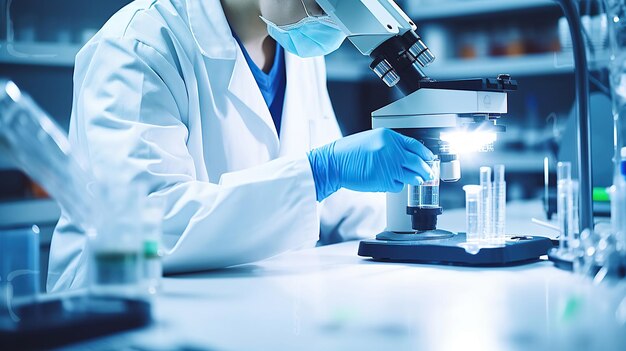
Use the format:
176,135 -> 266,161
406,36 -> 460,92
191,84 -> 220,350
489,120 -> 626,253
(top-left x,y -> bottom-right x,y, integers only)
556,0 -> 594,231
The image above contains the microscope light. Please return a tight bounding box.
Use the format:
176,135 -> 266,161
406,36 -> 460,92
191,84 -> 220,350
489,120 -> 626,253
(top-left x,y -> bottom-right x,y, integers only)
440,131 -> 497,154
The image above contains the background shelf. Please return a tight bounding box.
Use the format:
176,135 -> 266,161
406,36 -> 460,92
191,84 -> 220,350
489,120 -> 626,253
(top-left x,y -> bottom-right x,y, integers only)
460,151 -> 546,173
407,0 -> 557,21
426,51 -> 609,79
326,50 -> 610,82
0,198 -> 60,228
0,41 -> 80,67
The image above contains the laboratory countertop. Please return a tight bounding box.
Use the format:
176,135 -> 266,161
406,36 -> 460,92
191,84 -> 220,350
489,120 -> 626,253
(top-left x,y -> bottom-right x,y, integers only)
57,202 -> 624,351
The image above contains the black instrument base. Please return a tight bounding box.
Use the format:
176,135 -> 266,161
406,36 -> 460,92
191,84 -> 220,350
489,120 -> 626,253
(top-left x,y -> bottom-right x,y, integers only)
0,295 -> 152,350
548,248 -> 626,278
547,248 -> 576,271
359,232 -> 553,266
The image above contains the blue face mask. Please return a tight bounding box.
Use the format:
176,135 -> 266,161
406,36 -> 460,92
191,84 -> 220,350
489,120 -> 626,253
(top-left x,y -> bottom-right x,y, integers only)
260,14 -> 347,58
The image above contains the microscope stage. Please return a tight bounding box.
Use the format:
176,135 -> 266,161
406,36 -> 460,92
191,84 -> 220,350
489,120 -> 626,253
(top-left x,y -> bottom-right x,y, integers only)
358,233 -> 553,266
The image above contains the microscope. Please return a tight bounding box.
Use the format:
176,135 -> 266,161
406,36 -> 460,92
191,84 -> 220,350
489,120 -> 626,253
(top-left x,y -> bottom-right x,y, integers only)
316,0 -> 553,265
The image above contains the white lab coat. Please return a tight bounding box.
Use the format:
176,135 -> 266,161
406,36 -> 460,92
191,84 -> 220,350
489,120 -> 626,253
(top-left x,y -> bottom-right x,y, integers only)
47,0 -> 385,292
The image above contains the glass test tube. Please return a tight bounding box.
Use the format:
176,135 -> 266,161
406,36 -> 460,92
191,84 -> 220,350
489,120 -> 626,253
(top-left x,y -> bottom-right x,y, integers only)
557,162 -> 573,252
570,180 -> 580,241
463,185 -> 482,243
479,167 -> 492,243
142,199 -> 164,295
408,158 -> 440,208
492,165 -> 506,245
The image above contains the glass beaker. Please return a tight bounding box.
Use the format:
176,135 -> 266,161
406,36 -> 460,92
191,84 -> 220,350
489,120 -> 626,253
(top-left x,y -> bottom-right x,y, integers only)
0,225 -> 40,311
408,158 -> 440,208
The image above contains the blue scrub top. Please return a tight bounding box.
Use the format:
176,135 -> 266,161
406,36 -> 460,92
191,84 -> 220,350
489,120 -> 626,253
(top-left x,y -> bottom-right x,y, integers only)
232,31 -> 286,136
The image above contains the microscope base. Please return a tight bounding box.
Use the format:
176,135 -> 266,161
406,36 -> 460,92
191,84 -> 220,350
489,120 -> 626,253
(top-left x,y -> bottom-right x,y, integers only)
359,232 -> 553,266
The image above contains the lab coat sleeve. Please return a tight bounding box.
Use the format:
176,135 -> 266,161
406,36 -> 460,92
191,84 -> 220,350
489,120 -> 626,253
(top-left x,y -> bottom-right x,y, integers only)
312,57 -> 386,244
73,38 -> 320,275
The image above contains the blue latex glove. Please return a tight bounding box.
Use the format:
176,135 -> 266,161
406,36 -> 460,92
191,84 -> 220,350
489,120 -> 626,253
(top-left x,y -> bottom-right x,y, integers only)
307,128 -> 435,201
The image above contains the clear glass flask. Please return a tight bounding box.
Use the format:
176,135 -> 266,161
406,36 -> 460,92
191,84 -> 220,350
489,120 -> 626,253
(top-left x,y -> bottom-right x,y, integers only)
463,185 -> 482,243
408,158 -> 440,208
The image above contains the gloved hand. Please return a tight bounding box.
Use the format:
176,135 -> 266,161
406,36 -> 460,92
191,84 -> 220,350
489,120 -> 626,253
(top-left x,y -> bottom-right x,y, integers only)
307,128 -> 435,201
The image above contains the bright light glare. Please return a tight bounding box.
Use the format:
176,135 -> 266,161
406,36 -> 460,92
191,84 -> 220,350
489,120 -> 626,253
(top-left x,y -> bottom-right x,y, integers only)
5,81 -> 21,102
440,131 -> 497,154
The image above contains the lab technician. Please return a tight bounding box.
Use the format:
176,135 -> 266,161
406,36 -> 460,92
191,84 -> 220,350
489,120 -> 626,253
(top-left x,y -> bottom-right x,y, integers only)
48,0 -> 435,291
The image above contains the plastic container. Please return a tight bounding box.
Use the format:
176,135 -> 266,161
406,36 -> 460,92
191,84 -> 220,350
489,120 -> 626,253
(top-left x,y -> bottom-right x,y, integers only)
463,185 -> 482,243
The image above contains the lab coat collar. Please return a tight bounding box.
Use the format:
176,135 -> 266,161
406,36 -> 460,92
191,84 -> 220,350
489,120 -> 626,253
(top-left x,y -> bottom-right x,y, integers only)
279,52 -> 314,156
185,0 -> 315,155
186,0 -> 237,59
227,47 -> 280,145
227,51 -> 313,157
186,0 -> 280,147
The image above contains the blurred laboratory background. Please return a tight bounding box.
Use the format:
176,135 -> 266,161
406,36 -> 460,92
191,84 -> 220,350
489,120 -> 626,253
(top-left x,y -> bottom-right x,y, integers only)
0,0 -> 615,290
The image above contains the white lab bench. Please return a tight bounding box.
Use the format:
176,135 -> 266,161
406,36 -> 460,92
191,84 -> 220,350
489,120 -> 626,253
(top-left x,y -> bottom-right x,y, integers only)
55,201 -> 625,351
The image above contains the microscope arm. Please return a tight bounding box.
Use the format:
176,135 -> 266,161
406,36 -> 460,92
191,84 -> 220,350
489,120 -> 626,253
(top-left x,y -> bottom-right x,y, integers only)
315,0 -> 416,54
316,0 -> 435,94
